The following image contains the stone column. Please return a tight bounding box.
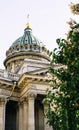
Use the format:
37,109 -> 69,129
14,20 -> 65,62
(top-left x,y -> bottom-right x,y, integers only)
28,93 -> 36,130
22,97 -> 28,130
0,98 -> 7,130
44,104 -> 52,130
18,101 -> 23,130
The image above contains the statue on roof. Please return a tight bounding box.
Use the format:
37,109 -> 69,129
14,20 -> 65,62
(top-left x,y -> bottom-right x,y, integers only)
67,18 -> 77,29
67,2 -> 79,29
69,2 -> 79,15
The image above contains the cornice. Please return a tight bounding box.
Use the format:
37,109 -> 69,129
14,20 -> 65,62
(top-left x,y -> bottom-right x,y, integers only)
18,73 -> 50,88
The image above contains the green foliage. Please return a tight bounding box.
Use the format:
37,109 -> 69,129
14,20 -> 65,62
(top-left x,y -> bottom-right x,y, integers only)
43,22 -> 79,130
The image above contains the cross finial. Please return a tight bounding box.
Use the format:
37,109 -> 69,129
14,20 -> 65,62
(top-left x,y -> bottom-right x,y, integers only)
27,14 -> 30,22
26,14 -> 30,28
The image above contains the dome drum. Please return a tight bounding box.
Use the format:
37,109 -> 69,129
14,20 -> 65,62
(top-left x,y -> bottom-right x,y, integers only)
6,43 -> 50,58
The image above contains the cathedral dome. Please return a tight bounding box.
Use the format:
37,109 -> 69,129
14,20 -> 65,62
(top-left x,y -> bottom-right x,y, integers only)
12,28 -> 41,47
4,23 -> 50,71
6,26 -> 44,57
5,24 -> 50,58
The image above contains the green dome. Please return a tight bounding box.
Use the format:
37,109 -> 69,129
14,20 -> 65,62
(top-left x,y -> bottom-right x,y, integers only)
12,28 -> 41,46
4,25 -> 50,67
6,26 -> 48,57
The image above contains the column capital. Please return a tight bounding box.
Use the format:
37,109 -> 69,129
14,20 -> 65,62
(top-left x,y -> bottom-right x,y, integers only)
18,100 -> 23,106
22,97 -> 28,104
28,92 -> 37,100
18,97 -> 28,106
0,97 -> 7,106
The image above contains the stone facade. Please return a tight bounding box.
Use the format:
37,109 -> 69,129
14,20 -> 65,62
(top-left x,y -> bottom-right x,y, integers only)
0,23 -> 53,130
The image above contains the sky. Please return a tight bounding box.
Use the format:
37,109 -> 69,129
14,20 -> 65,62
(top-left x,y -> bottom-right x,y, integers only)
0,0 -> 79,69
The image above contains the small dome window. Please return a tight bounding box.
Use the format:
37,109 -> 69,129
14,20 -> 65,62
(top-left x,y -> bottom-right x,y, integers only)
16,45 -> 19,51
30,45 -> 32,50
24,44 -> 28,49
20,45 -> 23,49
34,44 -> 37,50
